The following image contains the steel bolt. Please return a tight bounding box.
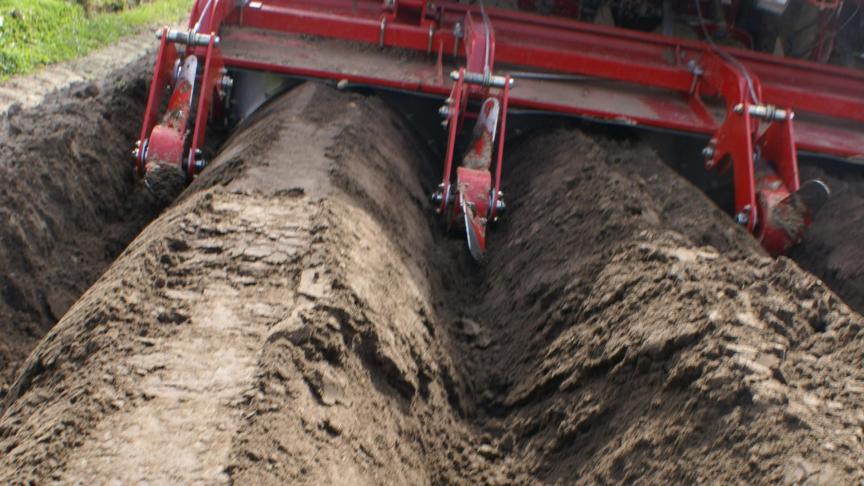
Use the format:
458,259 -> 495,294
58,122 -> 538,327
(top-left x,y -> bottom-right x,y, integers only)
702,144 -> 716,170
132,139 -> 147,163
735,207 -> 750,226
687,59 -> 703,76
453,22 -> 463,38
494,198 -> 506,213
220,75 -> 234,92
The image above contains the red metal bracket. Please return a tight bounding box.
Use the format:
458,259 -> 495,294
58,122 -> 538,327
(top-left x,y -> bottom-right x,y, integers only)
187,35 -> 225,178
136,0 -> 232,179
436,67 -> 466,216
432,10 -> 514,259
490,74 -> 510,222
135,27 -> 179,175
145,56 -> 195,175
698,50 -> 807,253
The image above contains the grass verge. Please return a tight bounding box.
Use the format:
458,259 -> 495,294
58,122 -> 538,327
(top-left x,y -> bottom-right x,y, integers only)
0,0 -> 192,79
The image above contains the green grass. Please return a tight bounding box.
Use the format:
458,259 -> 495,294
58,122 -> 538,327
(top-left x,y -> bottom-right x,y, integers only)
0,0 -> 192,79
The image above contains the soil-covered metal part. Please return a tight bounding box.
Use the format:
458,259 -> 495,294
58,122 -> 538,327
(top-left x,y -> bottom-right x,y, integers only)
0,82 -> 862,484
0,51 -> 168,397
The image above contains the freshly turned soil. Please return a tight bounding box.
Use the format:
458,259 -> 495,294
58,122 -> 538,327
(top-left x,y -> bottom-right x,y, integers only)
790,163 -> 864,315
0,83 -> 862,484
0,55 -> 166,396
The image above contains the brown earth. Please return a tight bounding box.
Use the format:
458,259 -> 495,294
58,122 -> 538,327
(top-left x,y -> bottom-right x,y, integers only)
791,163 -> 864,315
462,131 -> 864,483
0,55 -> 167,397
1,82 -> 862,483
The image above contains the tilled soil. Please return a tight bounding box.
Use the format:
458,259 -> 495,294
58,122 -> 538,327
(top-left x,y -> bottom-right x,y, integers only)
461,131 -> 864,483
0,52 -> 166,396
0,83 -> 475,483
791,163 -> 864,315
1,83 -> 862,484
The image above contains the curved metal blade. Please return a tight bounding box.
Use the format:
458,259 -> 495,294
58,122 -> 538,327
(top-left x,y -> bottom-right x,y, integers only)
462,195 -> 485,261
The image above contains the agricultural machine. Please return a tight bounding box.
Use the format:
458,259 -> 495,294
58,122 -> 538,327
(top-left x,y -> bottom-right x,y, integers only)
133,0 -> 864,259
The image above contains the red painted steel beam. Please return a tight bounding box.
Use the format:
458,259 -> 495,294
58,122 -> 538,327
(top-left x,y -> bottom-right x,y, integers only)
236,0 -> 864,125
178,0 -> 864,160
239,3 -> 695,92
221,56 -> 717,134
240,5 -> 428,48
762,87 -> 864,124
136,28 -> 179,175
220,46 -> 864,158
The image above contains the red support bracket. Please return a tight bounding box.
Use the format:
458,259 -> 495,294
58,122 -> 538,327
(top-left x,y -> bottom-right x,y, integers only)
135,28 -> 179,175
435,68 -> 465,216
144,55 -> 195,177
698,50 -> 810,254
187,36 -> 226,178
135,0 -> 232,180
490,74 -> 510,222
430,9 -> 514,259
705,101 -> 759,232
700,51 -> 761,232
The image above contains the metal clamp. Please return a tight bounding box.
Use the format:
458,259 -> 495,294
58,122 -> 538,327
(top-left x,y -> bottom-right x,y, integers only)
157,29 -> 220,48
450,70 -> 514,89
733,103 -> 791,121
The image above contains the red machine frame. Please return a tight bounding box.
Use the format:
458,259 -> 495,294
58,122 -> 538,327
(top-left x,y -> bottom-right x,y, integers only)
135,0 -> 864,256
